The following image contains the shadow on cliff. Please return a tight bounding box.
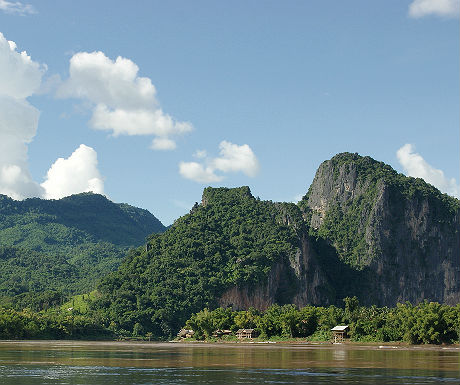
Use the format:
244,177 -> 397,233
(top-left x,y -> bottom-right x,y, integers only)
309,233 -> 371,305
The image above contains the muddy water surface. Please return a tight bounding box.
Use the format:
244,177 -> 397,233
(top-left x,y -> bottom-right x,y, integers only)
0,341 -> 459,384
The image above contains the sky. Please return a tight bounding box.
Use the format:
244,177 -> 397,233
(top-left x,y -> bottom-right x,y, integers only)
0,0 -> 458,225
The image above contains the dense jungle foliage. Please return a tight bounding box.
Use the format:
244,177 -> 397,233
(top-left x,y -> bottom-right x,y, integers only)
183,298 -> 460,344
0,306 -> 111,339
1,296 -> 459,344
0,193 -> 165,308
0,192 -> 165,248
91,187 -> 301,337
0,245 -> 126,299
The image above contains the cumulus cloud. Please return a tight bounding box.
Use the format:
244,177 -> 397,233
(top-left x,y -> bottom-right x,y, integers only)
408,0 -> 460,18
58,51 -> 192,150
179,162 -> 223,183
179,141 -> 259,183
151,137 -> 177,151
0,33 -> 105,202
0,0 -> 35,15
212,141 -> 260,177
0,32 -> 45,199
41,144 -> 105,199
397,144 -> 460,198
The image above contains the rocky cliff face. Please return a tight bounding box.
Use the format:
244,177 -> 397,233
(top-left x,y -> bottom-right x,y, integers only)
216,152 -> 460,310
300,153 -> 460,306
218,228 -> 335,310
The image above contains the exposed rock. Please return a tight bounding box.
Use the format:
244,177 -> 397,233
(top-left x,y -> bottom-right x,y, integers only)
301,152 -> 460,306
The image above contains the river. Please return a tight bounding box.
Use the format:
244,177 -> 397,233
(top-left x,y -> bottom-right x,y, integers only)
0,341 -> 459,384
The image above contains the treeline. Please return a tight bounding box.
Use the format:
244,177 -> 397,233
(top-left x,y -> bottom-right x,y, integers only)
183,298 -> 460,344
0,306 -> 112,340
2,297 -> 460,344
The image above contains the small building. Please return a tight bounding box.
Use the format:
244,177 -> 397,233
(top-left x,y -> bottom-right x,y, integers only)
236,329 -> 257,339
331,325 -> 349,343
212,329 -> 232,338
177,328 -> 195,339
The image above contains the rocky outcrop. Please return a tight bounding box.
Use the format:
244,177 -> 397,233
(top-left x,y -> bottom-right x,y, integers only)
301,152 -> 460,306
218,230 -> 334,310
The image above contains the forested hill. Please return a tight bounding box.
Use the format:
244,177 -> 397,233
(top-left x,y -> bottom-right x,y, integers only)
0,192 -> 165,249
0,193 -> 165,299
92,153 -> 460,338
94,186 -> 303,337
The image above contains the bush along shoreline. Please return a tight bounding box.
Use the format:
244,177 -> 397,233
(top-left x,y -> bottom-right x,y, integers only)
0,306 -> 113,340
180,298 -> 460,345
1,297 -> 459,344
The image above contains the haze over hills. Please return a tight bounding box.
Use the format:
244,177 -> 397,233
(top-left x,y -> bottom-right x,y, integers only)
0,193 -> 165,299
92,152 -> 460,337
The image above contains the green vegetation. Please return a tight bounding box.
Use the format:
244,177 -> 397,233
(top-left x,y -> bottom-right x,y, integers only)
0,306 -> 112,340
92,187 -> 301,338
0,192 -> 165,249
299,152 -> 460,269
182,299 -> 460,344
61,291 -> 99,313
0,192 -> 165,309
0,154 -> 459,343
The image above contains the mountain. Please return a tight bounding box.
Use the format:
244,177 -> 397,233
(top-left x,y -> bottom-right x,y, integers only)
300,152 -> 460,306
94,186 -> 307,336
0,193 -> 165,298
93,153 -> 460,337
0,192 -> 165,250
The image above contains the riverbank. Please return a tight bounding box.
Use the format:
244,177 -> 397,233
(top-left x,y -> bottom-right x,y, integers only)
1,339 -> 459,352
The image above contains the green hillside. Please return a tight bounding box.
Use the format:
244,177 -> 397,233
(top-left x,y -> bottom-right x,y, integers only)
93,186 -> 301,336
0,192 -> 165,250
0,193 -> 165,303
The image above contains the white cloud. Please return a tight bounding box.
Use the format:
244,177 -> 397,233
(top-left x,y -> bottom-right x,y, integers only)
397,144 -> 460,198
58,51 -> 192,150
292,193 -> 304,203
408,0 -> 460,18
179,141 -> 260,183
179,162 -> 223,183
0,34 -> 44,98
212,141 -> 260,177
41,144 -> 105,199
0,33 -> 106,202
0,0 -> 35,15
0,32 -> 44,199
151,137 -> 176,150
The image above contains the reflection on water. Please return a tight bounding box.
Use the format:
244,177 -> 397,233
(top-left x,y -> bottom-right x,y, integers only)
0,341 -> 459,384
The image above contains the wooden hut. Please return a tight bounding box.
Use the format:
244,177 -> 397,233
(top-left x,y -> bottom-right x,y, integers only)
331,325 -> 349,343
212,329 -> 232,338
177,328 -> 195,339
236,329 -> 257,339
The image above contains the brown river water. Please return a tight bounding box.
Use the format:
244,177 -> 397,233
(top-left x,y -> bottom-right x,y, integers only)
0,341 -> 459,384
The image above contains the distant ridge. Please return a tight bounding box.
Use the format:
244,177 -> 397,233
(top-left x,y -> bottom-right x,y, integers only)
0,192 -> 166,297
0,192 -> 165,249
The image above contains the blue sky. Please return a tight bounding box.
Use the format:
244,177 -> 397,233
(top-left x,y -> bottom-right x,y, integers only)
0,0 -> 458,225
